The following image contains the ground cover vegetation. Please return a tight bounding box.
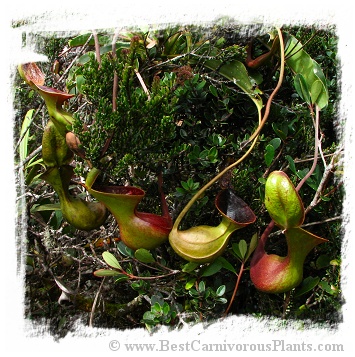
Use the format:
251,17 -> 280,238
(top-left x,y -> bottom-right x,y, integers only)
14,20 -> 343,337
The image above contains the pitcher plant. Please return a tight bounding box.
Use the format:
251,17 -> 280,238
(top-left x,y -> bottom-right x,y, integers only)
40,165 -> 107,231
169,188 -> 256,263
18,63 -> 76,136
18,62 -> 107,230
85,168 -> 172,250
250,171 -> 328,293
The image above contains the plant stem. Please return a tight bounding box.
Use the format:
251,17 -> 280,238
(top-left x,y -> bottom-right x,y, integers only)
111,29 -> 120,112
282,290 -> 291,318
173,27 -> 285,231
305,146 -> 343,214
92,30 -> 101,68
223,260 -> 245,316
296,105 -> 320,192
240,28 -> 285,149
119,268 -> 180,280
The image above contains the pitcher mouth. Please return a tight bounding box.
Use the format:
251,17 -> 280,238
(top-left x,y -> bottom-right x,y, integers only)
215,189 -> 256,225
91,184 -> 145,196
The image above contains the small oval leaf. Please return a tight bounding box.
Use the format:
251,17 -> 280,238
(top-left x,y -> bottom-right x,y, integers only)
182,261 -> 199,273
294,276 -> 320,297
102,251 -> 122,270
93,269 -> 122,277
134,248 -> 155,264
238,240 -> 248,260
185,277 -> 196,290
116,241 -> 135,258
264,144 -> 275,166
216,285 -> 226,296
200,259 -> 222,277
215,256 -> 236,274
245,233 -> 258,261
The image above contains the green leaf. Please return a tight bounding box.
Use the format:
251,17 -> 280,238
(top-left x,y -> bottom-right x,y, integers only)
76,74 -> 86,94
25,162 -> 45,186
209,85 -> 218,97
162,302 -> 170,315
182,261 -> 199,273
198,281 -> 205,293
269,137 -> 281,150
245,233 -> 258,261
286,34 -> 328,109
204,59 -> 263,110
25,157 -> 45,170
310,79 -> 328,108
68,33 -> 110,47
232,243 -> 243,260
258,177 -> 266,184
238,240 -> 248,260
30,203 -> 61,212
77,52 -> 92,65
264,144 -> 275,166
142,311 -> 157,323
19,109 -> 35,162
151,294 -> 164,306
196,80 -> 206,91
115,275 -> 130,283
272,122 -> 287,141
185,277 -> 196,290
181,180 -> 190,191
318,281 -> 338,295
116,241 -> 135,257
134,248 -> 155,264
200,260 -> 222,277
316,254 -> 331,270
151,302 -> 162,314
215,256 -> 236,274
294,276 -> 320,297
102,251 -> 122,270
293,73 -> 311,105
286,155 -> 297,174
216,285 -> 226,297
93,269 -> 123,277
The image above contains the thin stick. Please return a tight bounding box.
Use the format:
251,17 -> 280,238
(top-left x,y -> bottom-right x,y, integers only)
58,34 -> 93,83
15,145 -> 42,170
134,69 -> 151,100
89,277 -> 105,327
92,30 -> 102,68
268,216 -> 342,238
111,29 -> 120,112
224,261 -> 245,316
305,146 -> 343,214
296,105 -> 320,192
99,30 -> 120,157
